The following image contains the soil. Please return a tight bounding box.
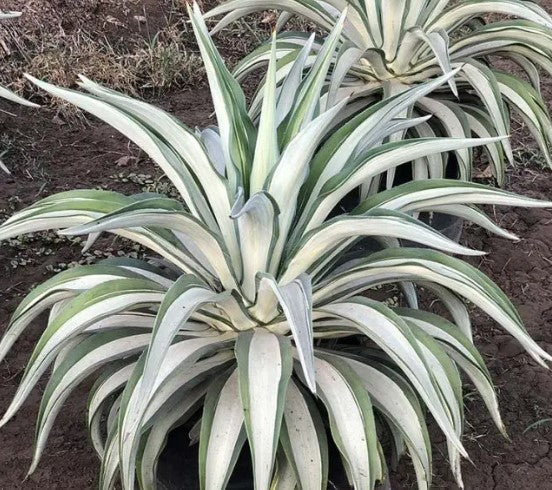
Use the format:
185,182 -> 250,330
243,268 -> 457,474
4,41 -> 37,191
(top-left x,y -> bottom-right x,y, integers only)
1,1 -> 552,490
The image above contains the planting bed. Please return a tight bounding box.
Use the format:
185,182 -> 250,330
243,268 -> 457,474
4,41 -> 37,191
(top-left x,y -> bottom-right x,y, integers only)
1,0 -> 552,488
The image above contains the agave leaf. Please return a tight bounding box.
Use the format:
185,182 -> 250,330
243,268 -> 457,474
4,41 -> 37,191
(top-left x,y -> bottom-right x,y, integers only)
255,274 -> 316,392
25,75 -> 224,223
458,60 -> 512,162
76,77 -> 234,239
275,33 -> 316,124
88,362 -> 136,456
431,0 -> 552,32
410,327 -> 464,486
0,265 -> 142,365
0,190 -> 215,280
99,257 -> 175,288
333,353 -> 432,490
420,281 -> 473,341
271,450 -> 299,489
461,105 -> 505,185
0,85 -> 39,106
206,0 -> 338,37
326,41 -> 364,110
279,379 -> 328,489
137,383 -> 207,490
235,329 -> 293,489
99,418 -> 122,490
380,0 -> 407,59
189,3 -> 255,193
200,126 -> 226,175
503,50 -> 541,90
281,9 -> 347,145
199,369 -> 246,490
282,208 -> 483,283
354,178 -> 552,215
302,136 -> 501,235
415,28 -> 458,96
250,34 -> 279,194
0,10 -> 21,19
142,351 -> 235,429
133,276 -> 228,398
416,97 -> 472,179
267,99 -> 349,273
116,275 -> 233,489
495,71 -> 552,167
398,307 -> 505,434
0,189 -> 129,239
61,203 -> 239,291
408,119 -> 446,180
299,69 -> 463,212
231,191 -> 280,301
119,341 -> 235,489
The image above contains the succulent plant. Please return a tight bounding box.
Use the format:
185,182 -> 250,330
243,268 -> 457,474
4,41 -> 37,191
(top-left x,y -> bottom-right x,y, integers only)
0,4 -> 550,489
206,0 -> 552,191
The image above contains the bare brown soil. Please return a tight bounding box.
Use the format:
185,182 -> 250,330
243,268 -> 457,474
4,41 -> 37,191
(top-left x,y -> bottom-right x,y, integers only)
1,1 -> 552,489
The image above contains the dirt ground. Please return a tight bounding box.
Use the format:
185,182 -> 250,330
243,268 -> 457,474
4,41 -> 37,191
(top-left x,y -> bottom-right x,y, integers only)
1,1 -> 552,489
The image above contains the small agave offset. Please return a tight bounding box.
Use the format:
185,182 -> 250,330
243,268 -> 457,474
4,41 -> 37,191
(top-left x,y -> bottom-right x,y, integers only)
206,0 -> 552,190
0,4 -> 550,490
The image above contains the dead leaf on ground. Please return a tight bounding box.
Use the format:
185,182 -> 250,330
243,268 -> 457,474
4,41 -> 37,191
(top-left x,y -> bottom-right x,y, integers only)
473,165 -> 494,179
105,15 -> 126,28
115,155 -> 137,167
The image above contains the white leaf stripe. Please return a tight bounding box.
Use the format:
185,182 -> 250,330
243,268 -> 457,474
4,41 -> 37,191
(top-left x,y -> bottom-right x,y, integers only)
0,266 -> 139,365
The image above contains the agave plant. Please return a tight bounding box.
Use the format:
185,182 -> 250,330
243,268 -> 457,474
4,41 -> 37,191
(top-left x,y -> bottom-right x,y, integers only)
206,0 -> 552,191
0,4 -> 550,489
0,10 -> 38,173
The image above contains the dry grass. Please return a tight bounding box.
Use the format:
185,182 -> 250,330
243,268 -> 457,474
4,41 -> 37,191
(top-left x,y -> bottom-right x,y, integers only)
0,5 -> 202,99
0,0 -> 274,112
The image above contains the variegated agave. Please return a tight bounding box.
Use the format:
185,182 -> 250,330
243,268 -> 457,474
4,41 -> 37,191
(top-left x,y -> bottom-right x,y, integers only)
0,10 -> 38,173
206,0 -> 552,191
0,5 -> 550,490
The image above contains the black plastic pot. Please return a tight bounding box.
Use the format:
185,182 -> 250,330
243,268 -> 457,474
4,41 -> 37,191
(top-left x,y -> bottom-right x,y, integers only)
403,210 -> 463,246
158,423 -> 393,489
333,153 -> 464,253
157,422 -> 253,490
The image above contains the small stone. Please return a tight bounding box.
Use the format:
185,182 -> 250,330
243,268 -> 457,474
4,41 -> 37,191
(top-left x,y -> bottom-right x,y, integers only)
498,337 -> 525,357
